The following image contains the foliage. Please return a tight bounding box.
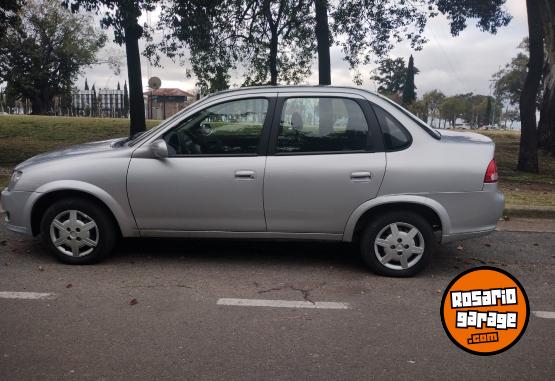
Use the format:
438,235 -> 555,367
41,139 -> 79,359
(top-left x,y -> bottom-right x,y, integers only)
0,0 -> 106,114
156,0 -> 315,89
63,0 -> 156,45
0,0 -> 21,39
332,0 -> 511,71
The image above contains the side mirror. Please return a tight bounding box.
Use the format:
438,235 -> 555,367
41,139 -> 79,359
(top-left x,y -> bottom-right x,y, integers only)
150,139 -> 168,159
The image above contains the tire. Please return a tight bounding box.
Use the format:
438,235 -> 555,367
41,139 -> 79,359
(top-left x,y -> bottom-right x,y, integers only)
359,211 -> 435,277
40,197 -> 117,264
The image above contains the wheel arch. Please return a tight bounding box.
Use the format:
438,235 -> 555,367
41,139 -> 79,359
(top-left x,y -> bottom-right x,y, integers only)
28,181 -> 136,237
343,195 -> 451,242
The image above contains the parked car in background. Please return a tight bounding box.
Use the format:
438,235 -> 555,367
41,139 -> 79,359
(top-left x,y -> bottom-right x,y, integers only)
1,86 -> 504,276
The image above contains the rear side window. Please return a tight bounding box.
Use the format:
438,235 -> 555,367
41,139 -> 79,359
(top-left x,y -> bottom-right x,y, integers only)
373,106 -> 412,151
276,97 -> 369,154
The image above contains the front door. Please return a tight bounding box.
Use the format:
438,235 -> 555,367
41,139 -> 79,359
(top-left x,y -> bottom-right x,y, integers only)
264,95 -> 386,234
127,97 -> 273,232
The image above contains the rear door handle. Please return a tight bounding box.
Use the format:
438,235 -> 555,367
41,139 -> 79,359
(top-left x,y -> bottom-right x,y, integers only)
235,170 -> 256,180
350,171 -> 372,182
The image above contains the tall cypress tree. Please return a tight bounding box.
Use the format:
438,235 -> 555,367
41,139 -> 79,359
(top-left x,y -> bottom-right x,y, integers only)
123,80 -> 129,118
84,78 -> 89,90
402,55 -> 416,106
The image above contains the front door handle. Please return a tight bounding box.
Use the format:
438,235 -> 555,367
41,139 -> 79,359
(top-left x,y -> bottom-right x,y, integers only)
350,171 -> 372,182
235,170 -> 256,180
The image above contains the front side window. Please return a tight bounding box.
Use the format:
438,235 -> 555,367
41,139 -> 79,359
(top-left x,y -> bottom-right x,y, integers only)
276,97 -> 369,153
163,98 -> 269,155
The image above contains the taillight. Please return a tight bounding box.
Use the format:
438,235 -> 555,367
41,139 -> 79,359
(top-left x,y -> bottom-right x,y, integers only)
484,159 -> 498,183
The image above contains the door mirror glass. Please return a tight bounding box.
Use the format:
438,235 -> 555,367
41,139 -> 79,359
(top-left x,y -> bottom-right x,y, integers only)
150,139 -> 169,158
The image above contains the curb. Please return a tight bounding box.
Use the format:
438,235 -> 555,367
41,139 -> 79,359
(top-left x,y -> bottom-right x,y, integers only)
503,206 -> 555,219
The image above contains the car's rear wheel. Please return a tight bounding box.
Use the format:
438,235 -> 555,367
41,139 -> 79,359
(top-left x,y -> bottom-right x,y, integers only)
359,211 -> 435,277
40,198 -> 117,264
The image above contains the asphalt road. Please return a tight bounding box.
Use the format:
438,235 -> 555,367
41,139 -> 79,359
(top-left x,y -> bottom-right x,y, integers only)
0,223 -> 553,380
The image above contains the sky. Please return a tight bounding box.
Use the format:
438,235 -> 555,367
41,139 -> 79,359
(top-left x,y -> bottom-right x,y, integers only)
80,0 -> 528,98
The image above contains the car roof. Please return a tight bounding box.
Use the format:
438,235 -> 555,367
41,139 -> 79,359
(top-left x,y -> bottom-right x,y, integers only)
203,85 -> 378,99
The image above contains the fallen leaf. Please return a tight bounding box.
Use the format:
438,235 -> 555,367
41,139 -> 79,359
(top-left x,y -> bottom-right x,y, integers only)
533,243 -> 539,246
407,360 -> 416,364
66,283 -> 72,288
484,243 -> 491,247
457,245 -> 464,251
38,266 -> 44,271
129,298 -> 138,306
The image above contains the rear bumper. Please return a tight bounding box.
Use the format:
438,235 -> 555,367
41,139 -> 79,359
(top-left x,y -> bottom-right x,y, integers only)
0,188 -> 34,236
426,185 -> 504,243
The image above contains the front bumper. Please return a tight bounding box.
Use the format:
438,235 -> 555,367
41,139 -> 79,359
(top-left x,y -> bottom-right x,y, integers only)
0,188 -> 34,236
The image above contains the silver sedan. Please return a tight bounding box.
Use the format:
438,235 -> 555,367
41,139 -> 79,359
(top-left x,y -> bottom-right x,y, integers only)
0,86 -> 504,276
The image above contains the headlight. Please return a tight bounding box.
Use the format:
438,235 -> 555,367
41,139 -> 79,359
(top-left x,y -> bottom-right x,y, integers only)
8,170 -> 22,191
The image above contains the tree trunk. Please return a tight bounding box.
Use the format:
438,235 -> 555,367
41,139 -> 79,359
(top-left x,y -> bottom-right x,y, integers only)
268,33 -> 278,85
538,62 -> 555,154
315,0 -> 331,85
263,0 -> 279,85
518,0 -> 543,173
537,0 -> 555,155
124,20 -> 146,136
30,96 -> 50,115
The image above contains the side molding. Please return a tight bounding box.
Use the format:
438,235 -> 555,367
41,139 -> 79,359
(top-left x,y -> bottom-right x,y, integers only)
342,195 -> 452,242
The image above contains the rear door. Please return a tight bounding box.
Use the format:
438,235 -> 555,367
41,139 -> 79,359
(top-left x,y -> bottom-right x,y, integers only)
263,94 -> 386,234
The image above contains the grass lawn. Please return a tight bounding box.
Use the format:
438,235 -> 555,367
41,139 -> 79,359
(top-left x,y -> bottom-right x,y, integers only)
0,115 -> 554,209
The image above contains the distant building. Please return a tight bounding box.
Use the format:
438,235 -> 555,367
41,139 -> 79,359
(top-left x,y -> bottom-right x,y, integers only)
72,82 -> 126,117
72,89 -> 97,116
144,88 -> 194,120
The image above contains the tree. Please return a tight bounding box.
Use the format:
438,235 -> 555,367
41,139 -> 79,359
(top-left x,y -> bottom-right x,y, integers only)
372,58 -> 407,95
123,81 -> 129,118
402,55 -> 417,106
372,56 -> 419,98
422,90 -> 445,126
0,0 -> 105,115
327,1 -> 511,84
494,40 -> 530,107
536,1 -> 555,156
518,0 -> 543,173
157,0 -> 314,89
440,96 -> 466,128
84,78 -> 90,91
64,0 -> 157,136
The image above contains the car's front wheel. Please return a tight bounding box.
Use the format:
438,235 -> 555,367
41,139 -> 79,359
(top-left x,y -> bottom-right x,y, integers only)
359,211 -> 435,277
40,198 -> 117,264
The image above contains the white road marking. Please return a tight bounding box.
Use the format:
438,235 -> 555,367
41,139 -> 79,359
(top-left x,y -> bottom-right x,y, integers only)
532,311 -> 555,319
0,292 -> 55,300
217,298 -> 350,310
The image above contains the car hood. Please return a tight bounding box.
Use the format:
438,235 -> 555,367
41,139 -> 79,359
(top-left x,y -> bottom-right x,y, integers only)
15,138 -> 123,170
438,130 -> 493,145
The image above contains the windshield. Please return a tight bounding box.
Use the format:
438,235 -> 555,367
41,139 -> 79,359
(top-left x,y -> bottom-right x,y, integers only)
128,99 -> 201,146
377,95 -> 441,140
